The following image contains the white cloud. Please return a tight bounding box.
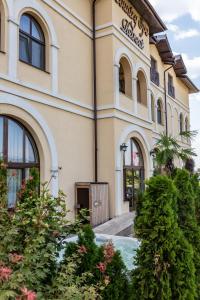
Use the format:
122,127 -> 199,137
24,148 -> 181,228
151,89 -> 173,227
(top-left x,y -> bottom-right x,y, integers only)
181,54 -> 200,80
149,0 -> 200,23
167,24 -> 200,40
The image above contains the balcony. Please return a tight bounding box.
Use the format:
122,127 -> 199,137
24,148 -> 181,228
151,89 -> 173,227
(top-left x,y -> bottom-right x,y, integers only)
168,84 -> 175,98
150,68 -> 160,86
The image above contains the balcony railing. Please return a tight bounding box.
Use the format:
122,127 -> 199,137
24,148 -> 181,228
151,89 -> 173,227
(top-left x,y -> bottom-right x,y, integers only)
150,68 -> 160,86
168,84 -> 175,98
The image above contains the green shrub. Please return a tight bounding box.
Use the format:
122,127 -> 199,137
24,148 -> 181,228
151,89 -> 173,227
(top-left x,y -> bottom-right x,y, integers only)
0,166 -> 101,299
131,175 -> 196,300
190,173 -> 200,226
174,169 -> 200,294
65,224 -> 130,300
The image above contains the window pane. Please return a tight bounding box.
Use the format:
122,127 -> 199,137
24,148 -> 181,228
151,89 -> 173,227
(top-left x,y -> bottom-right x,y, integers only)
132,140 -> 140,167
7,169 -> 22,208
20,15 -> 31,34
32,41 -> 44,69
125,140 -> 131,166
0,117 -> 3,159
32,21 -> 44,41
8,120 -> 23,163
19,35 -> 30,63
25,136 -> 36,163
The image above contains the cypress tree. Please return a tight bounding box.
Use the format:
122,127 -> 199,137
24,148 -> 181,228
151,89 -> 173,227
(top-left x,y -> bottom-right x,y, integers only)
174,169 -> 200,295
131,175 -> 196,300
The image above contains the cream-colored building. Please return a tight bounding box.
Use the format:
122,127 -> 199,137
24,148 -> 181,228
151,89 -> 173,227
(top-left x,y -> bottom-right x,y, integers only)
0,0 -> 198,220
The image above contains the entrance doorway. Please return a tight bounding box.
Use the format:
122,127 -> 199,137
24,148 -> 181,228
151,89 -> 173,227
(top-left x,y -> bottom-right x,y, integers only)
123,138 -> 145,210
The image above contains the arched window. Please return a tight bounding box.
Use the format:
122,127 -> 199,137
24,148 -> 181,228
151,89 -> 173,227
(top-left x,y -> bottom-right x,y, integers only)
179,113 -> 183,134
137,70 -> 147,106
151,94 -> 155,122
157,99 -> 162,125
0,116 -> 40,208
119,62 -> 125,94
119,57 -> 132,98
19,14 -> 45,70
123,138 -> 145,210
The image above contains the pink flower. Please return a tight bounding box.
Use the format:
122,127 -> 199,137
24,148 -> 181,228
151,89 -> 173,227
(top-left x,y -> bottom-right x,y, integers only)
21,183 -> 26,190
96,262 -> 106,273
9,253 -> 24,264
77,245 -> 87,254
21,287 -> 37,300
103,242 -> 115,263
29,176 -> 33,181
0,266 -> 12,281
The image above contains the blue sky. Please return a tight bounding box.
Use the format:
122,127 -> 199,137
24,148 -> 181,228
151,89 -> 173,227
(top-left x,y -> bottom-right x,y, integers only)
149,0 -> 200,168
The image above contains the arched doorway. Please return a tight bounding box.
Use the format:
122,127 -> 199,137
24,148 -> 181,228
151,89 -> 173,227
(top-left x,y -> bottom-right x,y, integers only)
0,116 -> 40,208
123,138 -> 145,210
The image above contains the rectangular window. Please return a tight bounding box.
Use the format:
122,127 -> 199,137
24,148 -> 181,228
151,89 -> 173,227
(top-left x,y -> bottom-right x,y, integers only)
151,57 -> 157,71
150,57 -> 159,86
168,74 -> 175,98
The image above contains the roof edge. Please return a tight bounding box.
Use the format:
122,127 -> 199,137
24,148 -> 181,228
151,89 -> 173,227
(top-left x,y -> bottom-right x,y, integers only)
178,75 -> 199,94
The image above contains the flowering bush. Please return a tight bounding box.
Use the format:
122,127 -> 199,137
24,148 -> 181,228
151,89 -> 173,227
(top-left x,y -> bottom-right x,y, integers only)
0,164 -> 102,299
65,225 -> 130,300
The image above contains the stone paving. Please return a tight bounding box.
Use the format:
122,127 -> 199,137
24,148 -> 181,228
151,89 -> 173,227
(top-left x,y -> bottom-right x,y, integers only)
94,212 -> 135,236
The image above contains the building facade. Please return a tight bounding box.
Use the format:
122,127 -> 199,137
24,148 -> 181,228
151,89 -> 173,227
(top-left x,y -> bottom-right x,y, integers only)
0,0 -> 198,219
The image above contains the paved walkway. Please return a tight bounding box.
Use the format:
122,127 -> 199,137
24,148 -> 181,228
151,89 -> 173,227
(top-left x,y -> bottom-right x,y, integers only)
94,212 -> 135,236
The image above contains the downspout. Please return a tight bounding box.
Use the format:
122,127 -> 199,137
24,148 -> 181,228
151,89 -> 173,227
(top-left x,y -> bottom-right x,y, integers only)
164,64 -> 174,136
92,0 -> 98,182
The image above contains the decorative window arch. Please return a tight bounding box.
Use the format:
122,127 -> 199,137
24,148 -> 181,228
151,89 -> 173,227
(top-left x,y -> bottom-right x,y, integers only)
0,116 -> 40,208
179,113 -> 183,134
119,57 -> 132,98
151,93 -> 155,122
137,70 -> 147,105
157,99 -> 163,125
19,13 -> 45,70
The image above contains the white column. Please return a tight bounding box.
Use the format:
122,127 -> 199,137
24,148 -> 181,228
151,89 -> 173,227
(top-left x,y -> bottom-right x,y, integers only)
51,44 -> 59,94
8,19 -> 18,79
147,88 -> 152,121
155,101 -> 158,132
171,115 -> 174,136
114,63 -> 120,108
132,76 -> 138,115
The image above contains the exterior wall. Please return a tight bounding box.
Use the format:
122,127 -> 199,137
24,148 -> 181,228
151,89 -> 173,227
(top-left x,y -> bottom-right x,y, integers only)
0,0 -> 192,219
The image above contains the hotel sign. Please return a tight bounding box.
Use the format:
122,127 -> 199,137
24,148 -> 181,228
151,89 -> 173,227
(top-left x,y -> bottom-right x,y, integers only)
115,0 -> 149,50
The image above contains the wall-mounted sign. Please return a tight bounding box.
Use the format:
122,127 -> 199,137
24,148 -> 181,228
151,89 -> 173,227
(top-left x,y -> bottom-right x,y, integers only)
115,0 -> 149,50
121,19 -> 144,49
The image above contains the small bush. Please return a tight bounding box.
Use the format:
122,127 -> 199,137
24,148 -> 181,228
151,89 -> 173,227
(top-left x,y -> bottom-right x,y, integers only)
65,224 -> 130,300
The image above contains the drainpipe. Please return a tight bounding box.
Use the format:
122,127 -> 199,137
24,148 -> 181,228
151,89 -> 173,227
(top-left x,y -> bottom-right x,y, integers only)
164,64 -> 174,136
92,0 -> 98,182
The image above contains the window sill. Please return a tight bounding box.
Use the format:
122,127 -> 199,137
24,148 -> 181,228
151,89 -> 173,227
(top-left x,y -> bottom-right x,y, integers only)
119,92 -> 132,101
138,102 -> 147,107
19,59 -> 50,74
